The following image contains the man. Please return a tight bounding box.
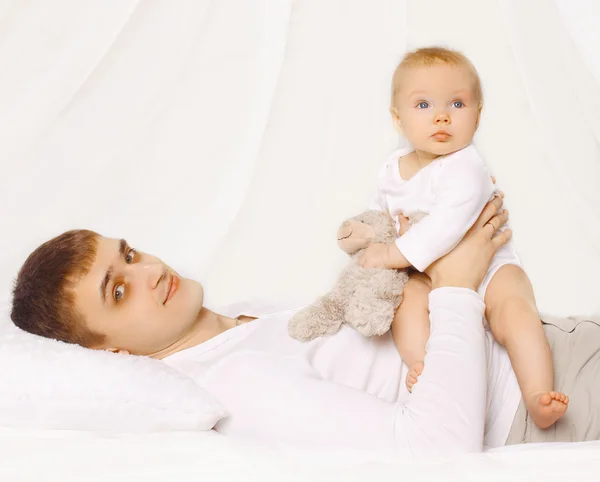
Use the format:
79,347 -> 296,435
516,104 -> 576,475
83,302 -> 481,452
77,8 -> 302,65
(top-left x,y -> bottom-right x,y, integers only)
10,198 -> 600,453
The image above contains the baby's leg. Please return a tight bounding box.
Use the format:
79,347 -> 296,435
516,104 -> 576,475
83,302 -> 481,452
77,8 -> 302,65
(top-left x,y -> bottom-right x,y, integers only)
485,265 -> 568,429
392,273 -> 431,392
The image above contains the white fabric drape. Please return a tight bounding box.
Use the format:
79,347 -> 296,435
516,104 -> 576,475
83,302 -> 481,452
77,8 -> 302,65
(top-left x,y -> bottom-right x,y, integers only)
1,0 -> 598,317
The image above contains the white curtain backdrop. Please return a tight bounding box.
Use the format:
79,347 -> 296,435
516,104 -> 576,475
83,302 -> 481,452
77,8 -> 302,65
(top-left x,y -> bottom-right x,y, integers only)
0,0 -> 598,318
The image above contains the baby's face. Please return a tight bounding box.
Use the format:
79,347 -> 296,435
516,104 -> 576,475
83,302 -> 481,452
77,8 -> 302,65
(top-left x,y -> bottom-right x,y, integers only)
392,63 -> 481,156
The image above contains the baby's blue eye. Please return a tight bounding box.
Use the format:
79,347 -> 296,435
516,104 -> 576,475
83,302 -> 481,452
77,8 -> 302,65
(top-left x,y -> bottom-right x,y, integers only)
416,101 -> 429,109
452,101 -> 464,108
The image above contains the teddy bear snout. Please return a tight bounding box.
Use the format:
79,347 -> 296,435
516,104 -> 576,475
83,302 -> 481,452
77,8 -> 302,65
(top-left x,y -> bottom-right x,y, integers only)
337,222 -> 353,240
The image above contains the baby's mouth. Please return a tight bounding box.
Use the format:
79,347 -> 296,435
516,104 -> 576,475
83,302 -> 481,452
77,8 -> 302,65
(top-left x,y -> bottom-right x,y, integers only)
431,130 -> 451,141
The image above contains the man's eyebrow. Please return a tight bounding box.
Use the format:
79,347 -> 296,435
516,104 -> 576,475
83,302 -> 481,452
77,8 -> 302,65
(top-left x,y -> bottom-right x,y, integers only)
119,239 -> 128,257
99,239 -> 129,304
100,266 -> 113,304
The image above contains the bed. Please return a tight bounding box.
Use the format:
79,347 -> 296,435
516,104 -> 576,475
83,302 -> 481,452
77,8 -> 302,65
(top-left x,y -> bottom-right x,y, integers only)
1,0 -> 599,479
1,427 -> 600,481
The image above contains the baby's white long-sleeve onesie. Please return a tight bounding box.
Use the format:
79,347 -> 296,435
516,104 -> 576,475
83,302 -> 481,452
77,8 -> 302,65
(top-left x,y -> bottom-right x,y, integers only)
164,288 -> 521,456
371,144 -> 520,296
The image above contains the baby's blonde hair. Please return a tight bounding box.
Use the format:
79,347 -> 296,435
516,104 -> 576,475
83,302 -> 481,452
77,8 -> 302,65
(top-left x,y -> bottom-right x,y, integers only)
391,47 -> 483,107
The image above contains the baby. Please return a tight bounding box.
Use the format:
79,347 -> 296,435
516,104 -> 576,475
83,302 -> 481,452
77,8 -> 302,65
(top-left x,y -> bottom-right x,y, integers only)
362,47 -> 568,429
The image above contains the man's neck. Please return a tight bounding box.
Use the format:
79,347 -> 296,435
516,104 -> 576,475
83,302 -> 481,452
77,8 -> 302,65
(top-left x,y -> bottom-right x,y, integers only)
151,307 -> 238,359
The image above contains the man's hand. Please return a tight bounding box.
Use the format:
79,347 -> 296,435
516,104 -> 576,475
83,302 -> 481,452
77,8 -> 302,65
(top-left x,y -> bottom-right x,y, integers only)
425,195 -> 511,291
359,242 -> 411,269
397,214 -> 410,236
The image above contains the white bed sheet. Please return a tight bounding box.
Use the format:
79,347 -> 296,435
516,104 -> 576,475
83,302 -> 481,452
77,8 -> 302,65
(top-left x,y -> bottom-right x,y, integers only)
1,427 -> 600,482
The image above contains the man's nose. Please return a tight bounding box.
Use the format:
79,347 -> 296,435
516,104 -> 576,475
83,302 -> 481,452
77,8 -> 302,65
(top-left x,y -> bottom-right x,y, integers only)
128,262 -> 164,290
434,111 -> 451,125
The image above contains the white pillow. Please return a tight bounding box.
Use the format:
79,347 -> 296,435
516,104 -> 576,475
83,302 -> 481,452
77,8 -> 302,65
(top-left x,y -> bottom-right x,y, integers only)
0,317 -> 226,432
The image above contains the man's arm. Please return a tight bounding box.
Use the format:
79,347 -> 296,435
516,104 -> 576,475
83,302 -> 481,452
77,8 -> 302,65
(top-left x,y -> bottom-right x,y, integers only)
204,288 -> 487,457
209,197 -> 511,457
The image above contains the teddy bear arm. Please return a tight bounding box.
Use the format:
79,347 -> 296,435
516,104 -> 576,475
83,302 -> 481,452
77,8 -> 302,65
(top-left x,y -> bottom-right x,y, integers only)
288,287 -> 346,341
369,269 -> 409,300
346,285 -> 397,337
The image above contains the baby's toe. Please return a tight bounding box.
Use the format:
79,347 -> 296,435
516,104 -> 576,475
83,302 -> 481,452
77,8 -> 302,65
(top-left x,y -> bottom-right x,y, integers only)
551,392 -> 568,403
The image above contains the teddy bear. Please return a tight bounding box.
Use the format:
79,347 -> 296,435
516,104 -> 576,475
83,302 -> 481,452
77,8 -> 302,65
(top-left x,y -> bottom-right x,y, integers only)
288,210 -> 411,341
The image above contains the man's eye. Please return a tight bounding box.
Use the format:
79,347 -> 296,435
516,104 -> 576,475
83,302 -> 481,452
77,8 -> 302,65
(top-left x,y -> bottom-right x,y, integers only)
114,284 -> 125,302
416,101 -> 429,109
126,248 -> 136,264
452,101 -> 464,108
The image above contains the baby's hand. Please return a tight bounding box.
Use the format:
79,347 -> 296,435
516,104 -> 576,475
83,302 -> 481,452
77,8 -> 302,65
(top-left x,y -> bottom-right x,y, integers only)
397,214 -> 409,236
406,361 -> 424,393
358,243 -> 390,269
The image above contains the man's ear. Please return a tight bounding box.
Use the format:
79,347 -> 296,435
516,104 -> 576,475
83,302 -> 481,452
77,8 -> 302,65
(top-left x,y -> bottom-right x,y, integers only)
106,347 -> 131,355
390,106 -> 403,134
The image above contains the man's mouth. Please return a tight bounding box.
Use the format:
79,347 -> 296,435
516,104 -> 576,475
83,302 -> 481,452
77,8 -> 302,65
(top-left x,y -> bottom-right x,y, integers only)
163,273 -> 180,305
431,130 -> 451,142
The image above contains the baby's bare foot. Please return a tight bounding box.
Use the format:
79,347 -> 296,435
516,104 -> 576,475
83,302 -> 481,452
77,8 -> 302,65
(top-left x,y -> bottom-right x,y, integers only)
406,361 -> 424,393
528,391 -> 569,429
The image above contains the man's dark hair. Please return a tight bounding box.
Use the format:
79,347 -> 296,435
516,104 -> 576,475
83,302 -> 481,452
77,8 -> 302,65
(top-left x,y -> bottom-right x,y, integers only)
11,229 -> 105,347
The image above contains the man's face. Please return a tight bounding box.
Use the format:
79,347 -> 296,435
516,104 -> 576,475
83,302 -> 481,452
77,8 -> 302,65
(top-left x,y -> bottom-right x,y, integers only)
393,64 -> 481,156
73,236 -> 204,356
